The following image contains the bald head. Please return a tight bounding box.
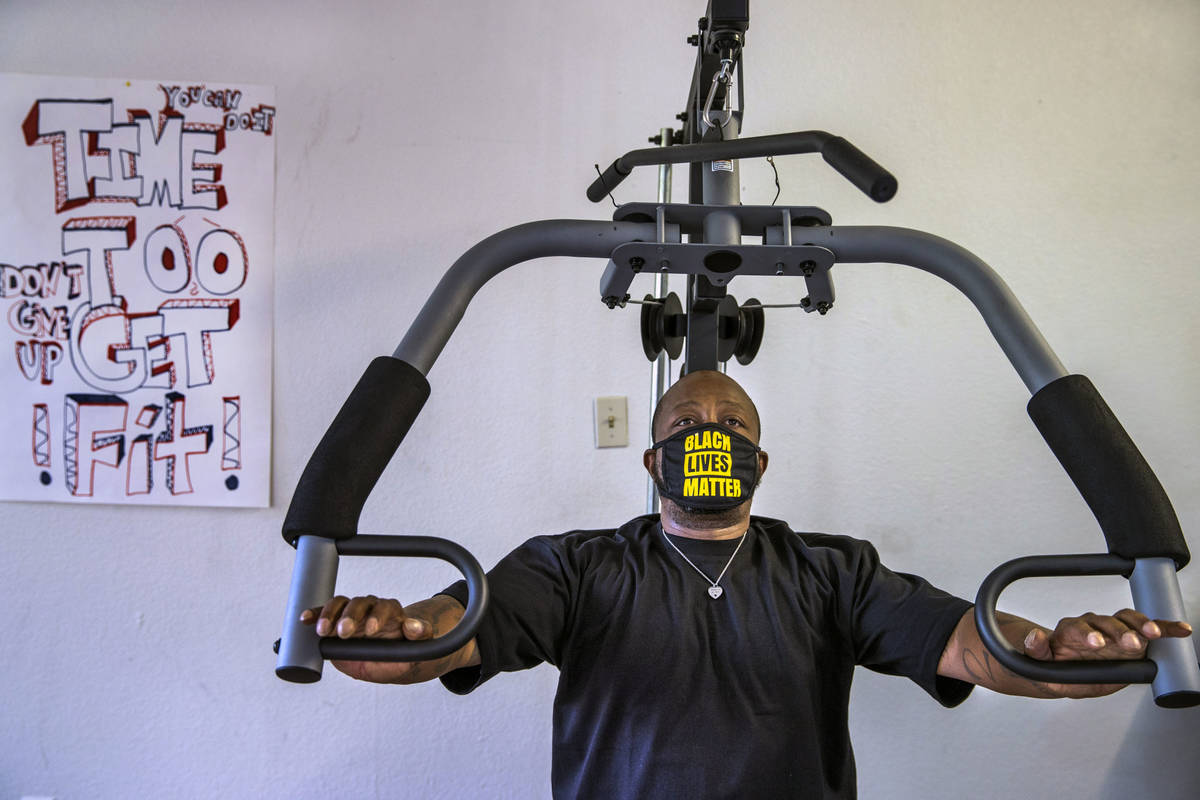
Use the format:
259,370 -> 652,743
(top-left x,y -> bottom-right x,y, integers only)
651,370 -> 761,444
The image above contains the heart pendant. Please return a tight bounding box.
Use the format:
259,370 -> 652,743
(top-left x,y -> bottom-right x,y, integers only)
707,585 -> 723,599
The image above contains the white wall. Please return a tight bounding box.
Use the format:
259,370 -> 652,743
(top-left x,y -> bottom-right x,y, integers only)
2,1 -> 1198,798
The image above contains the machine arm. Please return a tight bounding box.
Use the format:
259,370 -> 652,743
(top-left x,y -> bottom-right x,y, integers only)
276,220 -> 661,682
822,226 -> 1198,706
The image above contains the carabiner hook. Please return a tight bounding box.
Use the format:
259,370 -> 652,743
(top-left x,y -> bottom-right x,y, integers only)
702,58 -> 735,129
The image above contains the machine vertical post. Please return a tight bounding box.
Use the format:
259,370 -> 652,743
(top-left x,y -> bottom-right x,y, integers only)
647,127 -> 674,514
685,110 -> 741,374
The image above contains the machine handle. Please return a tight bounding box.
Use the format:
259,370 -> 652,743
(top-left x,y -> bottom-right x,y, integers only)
321,535 -> 489,662
276,357 -> 489,681
587,131 -> 896,203
974,553 -> 1158,684
275,533 -> 489,683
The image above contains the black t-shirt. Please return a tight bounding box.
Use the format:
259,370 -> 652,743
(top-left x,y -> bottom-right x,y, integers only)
441,515 -> 973,799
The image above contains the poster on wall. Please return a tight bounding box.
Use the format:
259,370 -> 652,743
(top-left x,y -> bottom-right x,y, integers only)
0,74 -> 275,508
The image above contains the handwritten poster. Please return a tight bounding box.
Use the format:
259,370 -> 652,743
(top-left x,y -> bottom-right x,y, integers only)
0,74 -> 274,507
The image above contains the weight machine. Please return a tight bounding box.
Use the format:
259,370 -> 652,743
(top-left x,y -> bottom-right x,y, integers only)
275,0 -> 1199,707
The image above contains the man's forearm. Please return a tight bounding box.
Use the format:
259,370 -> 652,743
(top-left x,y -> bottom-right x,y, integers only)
938,609 -> 1060,698
939,605 -> 1188,700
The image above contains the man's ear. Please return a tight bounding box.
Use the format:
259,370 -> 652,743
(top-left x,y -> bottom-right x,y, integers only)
757,449 -> 769,479
643,448 -> 657,476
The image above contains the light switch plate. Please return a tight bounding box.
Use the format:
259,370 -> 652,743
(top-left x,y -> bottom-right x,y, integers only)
594,396 -> 628,448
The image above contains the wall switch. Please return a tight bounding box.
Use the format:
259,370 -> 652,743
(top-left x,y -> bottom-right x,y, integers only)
594,396 -> 628,448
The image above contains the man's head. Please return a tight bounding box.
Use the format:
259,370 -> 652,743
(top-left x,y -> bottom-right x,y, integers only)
644,370 -> 768,534
650,370 -> 762,444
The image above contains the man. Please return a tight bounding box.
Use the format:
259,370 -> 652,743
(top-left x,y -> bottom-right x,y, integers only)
302,370 -> 1192,798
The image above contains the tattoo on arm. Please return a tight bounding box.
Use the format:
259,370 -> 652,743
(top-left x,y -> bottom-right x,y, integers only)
960,646 -> 1000,687
959,642 -> 1057,698
959,613 -> 1057,698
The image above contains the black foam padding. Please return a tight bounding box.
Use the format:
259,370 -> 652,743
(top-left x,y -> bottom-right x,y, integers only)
820,136 -> 897,203
1027,374 -> 1189,567
282,357 -> 430,545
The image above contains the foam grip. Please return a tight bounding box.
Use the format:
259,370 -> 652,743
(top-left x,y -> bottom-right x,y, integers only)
587,160 -> 630,203
1027,374 -> 1189,567
282,357 -> 431,544
820,136 -> 897,203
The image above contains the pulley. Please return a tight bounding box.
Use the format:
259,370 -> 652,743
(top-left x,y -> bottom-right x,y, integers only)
734,297 -> 765,365
640,292 -> 685,361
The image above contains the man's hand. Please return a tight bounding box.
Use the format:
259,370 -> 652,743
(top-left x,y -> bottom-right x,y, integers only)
300,593 -> 478,684
1024,608 -> 1193,698
939,607 -> 1193,699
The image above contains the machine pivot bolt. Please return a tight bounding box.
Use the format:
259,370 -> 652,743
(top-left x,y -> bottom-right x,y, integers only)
659,259 -> 672,270
676,111 -> 689,122
800,297 -> 811,308
816,301 -> 831,315
800,260 -> 816,276
687,34 -> 700,46
629,256 -> 645,272
774,262 -> 785,275
602,294 -> 630,309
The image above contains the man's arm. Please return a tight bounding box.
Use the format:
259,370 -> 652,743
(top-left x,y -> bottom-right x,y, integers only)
300,593 -> 481,684
938,607 -> 1193,699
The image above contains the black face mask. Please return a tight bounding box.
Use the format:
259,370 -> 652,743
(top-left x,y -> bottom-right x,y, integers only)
652,423 -> 761,511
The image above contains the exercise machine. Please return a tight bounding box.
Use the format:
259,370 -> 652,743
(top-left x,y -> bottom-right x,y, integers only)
275,0 -> 1199,707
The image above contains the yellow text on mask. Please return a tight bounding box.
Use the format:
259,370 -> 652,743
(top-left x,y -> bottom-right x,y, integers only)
683,476 -> 741,498
683,429 -> 731,453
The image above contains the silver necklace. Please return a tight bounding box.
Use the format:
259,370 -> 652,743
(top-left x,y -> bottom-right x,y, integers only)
660,527 -> 748,599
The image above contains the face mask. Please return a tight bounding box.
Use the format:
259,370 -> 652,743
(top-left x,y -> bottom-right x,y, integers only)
652,422 -> 761,511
